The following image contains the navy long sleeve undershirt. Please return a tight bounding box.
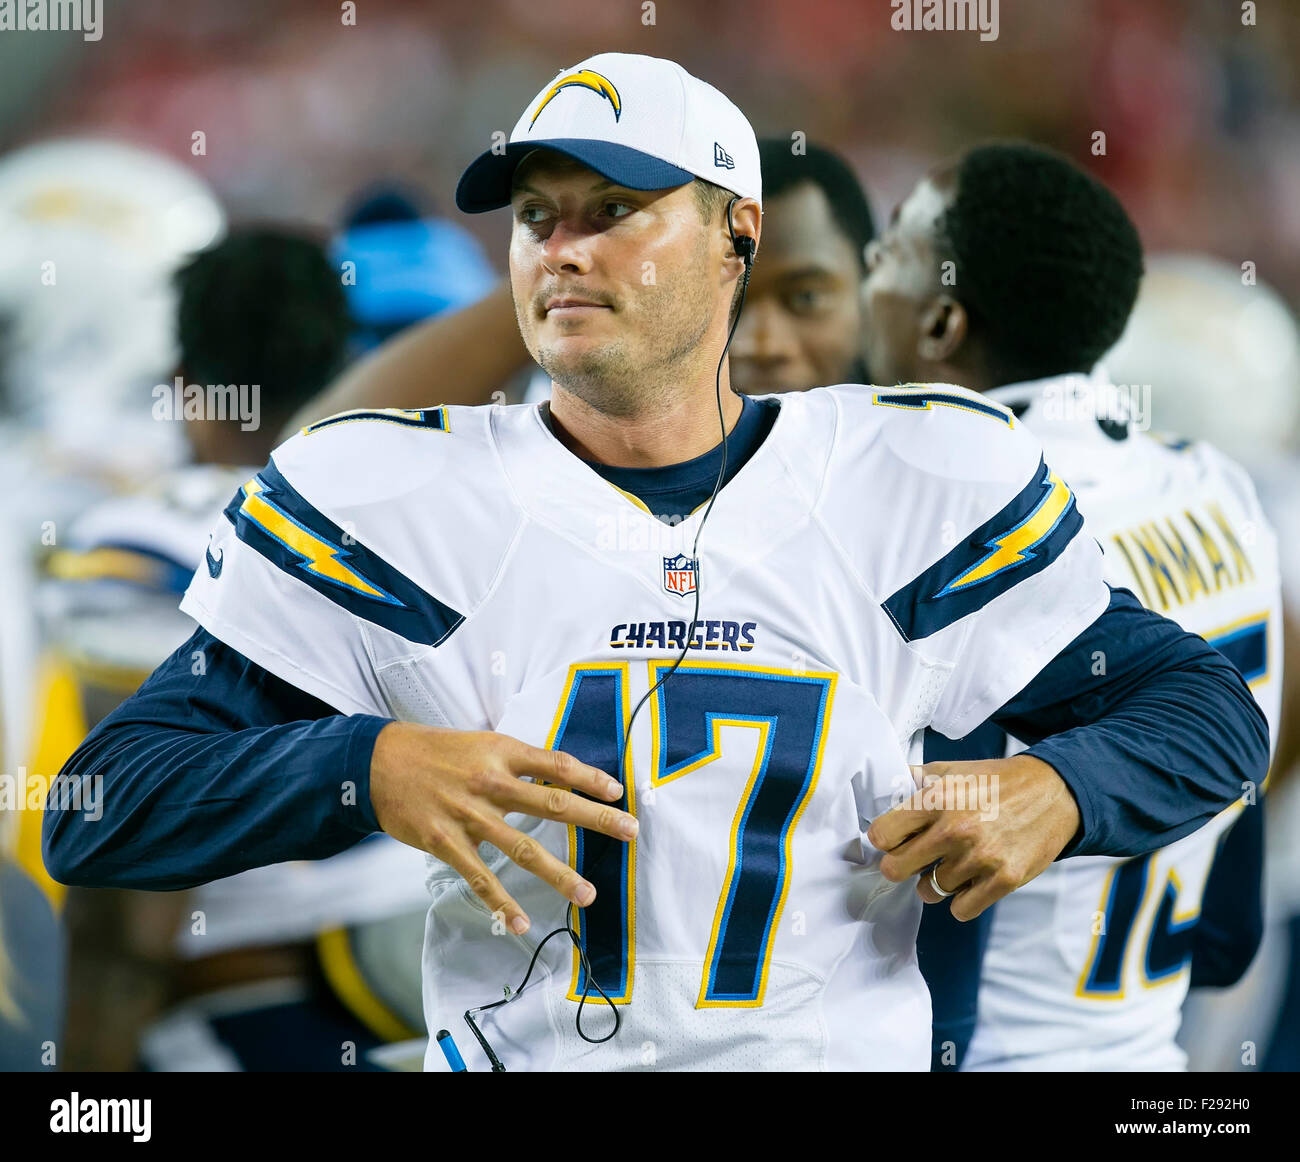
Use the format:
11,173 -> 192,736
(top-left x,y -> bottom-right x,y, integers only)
1190,796 -> 1266,988
916,722 -> 1005,1071
42,627 -> 391,891
43,397 -> 1269,890
1001,586 -> 1268,859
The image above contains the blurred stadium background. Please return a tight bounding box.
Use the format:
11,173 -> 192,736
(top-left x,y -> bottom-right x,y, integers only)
4,0 -> 1298,296
0,0 -> 1297,1072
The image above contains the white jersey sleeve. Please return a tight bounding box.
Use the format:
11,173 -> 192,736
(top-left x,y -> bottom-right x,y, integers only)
179,406 -> 511,718
821,385 -> 1110,739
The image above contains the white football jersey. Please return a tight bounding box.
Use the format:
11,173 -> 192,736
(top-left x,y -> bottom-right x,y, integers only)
963,371 -> 1282,1073
41,462 -> 431,955
41,463 -> 249,675
179,386 -> 1111,1072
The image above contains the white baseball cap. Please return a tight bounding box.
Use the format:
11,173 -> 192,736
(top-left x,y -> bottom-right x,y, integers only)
455,52 -> 761,213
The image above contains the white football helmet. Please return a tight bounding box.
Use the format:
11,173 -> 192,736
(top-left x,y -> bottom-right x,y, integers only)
0,137 -> 225,469
1104,253 -> 1300,462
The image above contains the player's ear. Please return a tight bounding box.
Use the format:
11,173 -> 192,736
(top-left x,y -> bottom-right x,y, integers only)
917,293 -> 967,363
723,197 -> 761,267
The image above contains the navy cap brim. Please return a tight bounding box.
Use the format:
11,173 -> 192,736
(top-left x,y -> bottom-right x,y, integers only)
455,139 -> 694,214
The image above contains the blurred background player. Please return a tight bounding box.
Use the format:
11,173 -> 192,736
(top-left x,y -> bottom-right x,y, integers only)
41,224 -> 440,1070
0,836 -> 62,1069
0,137 -> 226,781
728,138 -> 876,393
285,182 -> 516,428
0,138 -> 226,478
333,184 -> 497,357
1107,255 -> 1300,1071
0,138 -> 225,1068
860,141 -> 1283,1071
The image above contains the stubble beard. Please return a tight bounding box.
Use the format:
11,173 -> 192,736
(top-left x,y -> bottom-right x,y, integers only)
535,261 -> 717,420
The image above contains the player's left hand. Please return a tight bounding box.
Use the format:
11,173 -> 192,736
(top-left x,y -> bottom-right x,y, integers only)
866,755 -> 1081,921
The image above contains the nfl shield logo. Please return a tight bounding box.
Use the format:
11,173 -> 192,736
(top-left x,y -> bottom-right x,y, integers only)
662,553 -> 698,598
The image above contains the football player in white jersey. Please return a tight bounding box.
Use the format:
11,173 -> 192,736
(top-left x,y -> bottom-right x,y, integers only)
0,139 -> 225,1071
862,141 -> 1282,1070
46,55 -> 1268,1072
1106,254 -> 1300,1071
44,228 -> 432,1070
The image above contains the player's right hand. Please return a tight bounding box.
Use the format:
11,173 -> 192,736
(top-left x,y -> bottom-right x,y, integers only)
368,721 -> 637,935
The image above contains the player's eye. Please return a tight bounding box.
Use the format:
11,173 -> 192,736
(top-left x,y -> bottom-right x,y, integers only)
517,204 -> 551,225
787,288 -> 830,315
602,201 -> 635,219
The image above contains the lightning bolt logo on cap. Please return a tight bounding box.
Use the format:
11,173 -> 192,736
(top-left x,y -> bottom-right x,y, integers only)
529,69 -> 622,129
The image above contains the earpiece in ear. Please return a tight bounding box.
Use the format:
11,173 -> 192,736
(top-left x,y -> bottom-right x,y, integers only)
726,195 -> 756,267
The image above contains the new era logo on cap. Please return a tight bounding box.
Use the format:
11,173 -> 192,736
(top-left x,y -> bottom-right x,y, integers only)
455,52 -> 761,213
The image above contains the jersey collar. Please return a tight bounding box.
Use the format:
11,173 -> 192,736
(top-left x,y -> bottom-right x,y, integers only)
492,393 -> 821,600
986,365 -> 1126,426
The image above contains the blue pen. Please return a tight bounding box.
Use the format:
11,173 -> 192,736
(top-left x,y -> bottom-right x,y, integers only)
437,1028 -> 467,1072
